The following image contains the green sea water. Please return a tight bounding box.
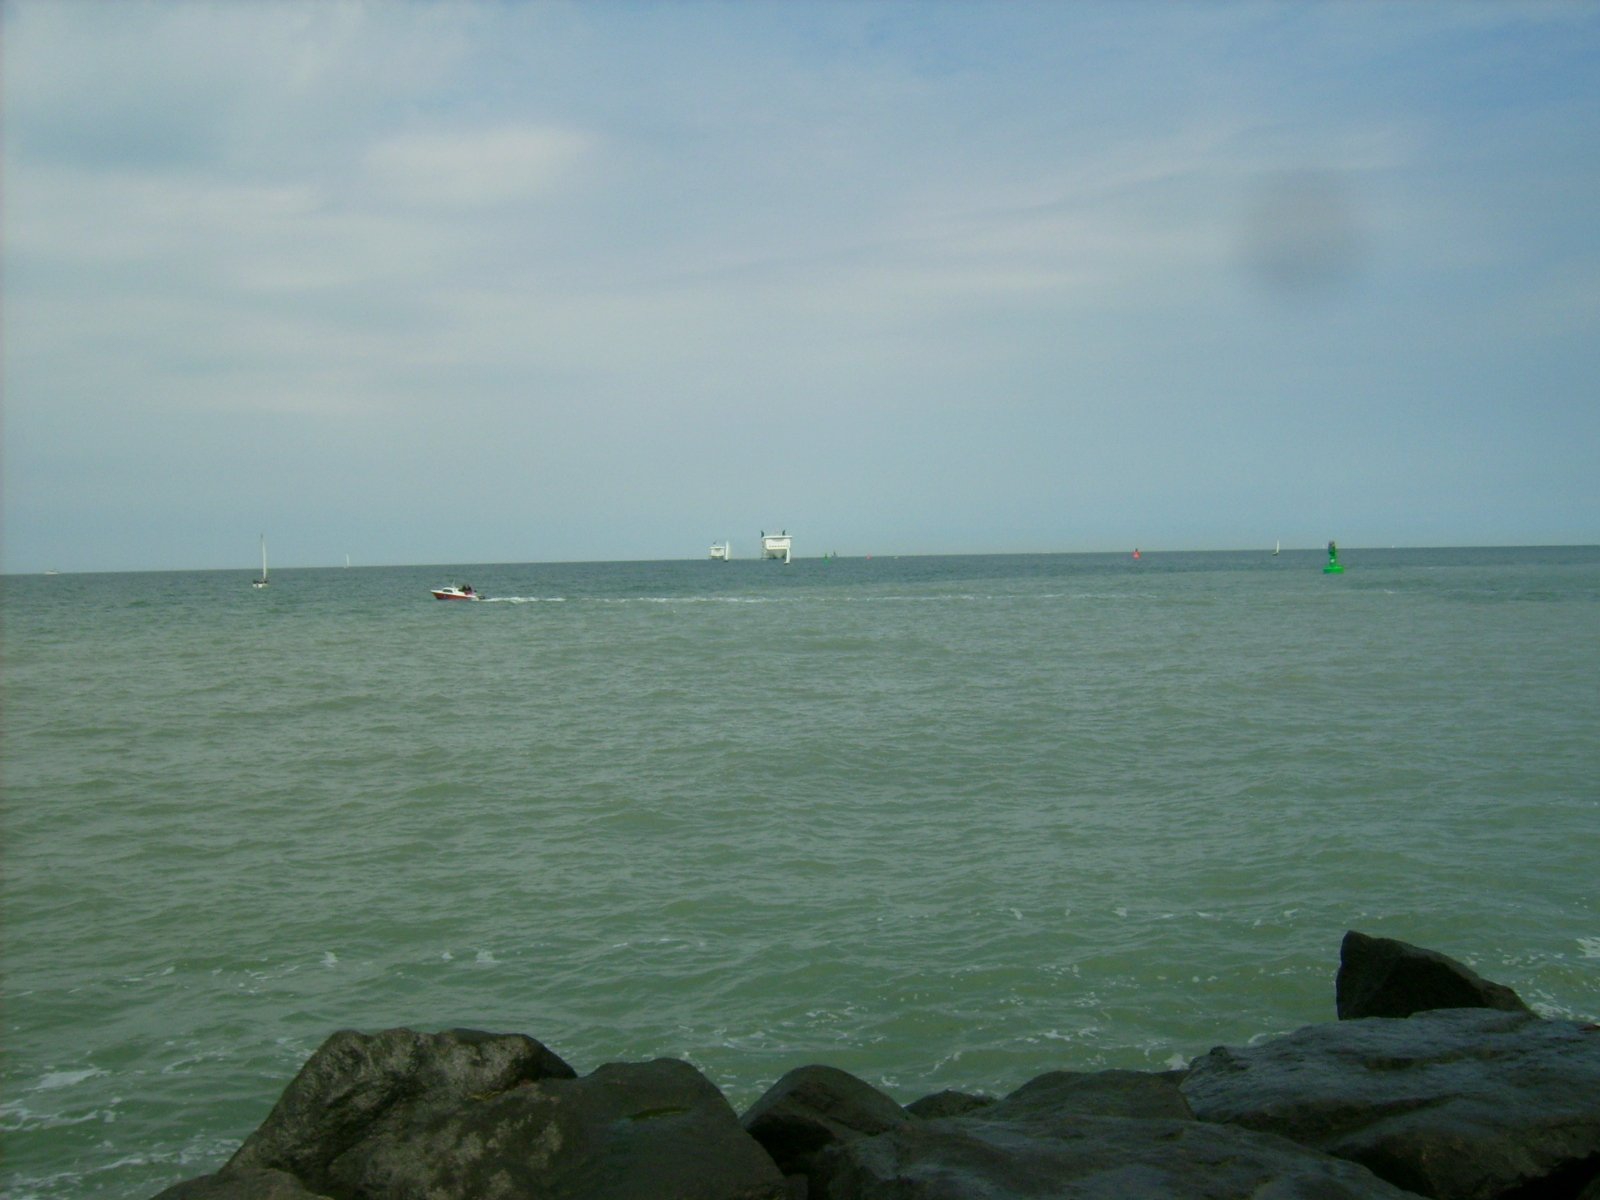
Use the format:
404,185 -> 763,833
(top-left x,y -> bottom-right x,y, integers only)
3,547 -> 1598,1198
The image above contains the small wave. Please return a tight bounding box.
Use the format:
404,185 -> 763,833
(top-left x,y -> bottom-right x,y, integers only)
1578,936 -> 1600,959
33,1068 -> 106,1091
481,596 -> 566,604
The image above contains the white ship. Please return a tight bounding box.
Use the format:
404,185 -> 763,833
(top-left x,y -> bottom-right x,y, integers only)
760,530 -> 793,564
709,541 -> 731,561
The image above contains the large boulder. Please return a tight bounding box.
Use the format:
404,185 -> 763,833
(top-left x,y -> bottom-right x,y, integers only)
220,1028 -> 787,1200
153,1169 -> 332,1200
226,1027 -> 576,1184
810,1113 -> 1421,1199
904,1090 -> 995,1119
1182,1007 -> 1600,1200
297,1057 -> 787,1200
741,1064 -> 908,1178
984,1069 -> 1193,1124
1335,931 -> 1532,1020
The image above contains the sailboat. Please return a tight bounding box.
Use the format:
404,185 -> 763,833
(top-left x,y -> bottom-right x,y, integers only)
1273,540 -> 1281,556
252,536 -> 269,588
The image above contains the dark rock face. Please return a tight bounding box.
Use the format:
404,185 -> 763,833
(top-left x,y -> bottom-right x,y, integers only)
812,1113 -> 1421,1199
1336,930 -> 1533,1020
904,1090 -> 995,1119
224,1028 -> 786,1200
1182,1007 -> 1600,1200
146,934 -> 1598,1200
226,1027 -> 577,1186
984,1068 -> 1193,1124
741,1064 -> 909,1180
153,1169 -> 333,1199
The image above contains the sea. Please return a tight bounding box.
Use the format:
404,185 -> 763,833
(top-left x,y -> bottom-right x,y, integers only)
3,547 -> 1598,1199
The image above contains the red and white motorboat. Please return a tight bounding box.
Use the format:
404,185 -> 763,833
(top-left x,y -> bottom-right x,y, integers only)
431,584 -> 481,601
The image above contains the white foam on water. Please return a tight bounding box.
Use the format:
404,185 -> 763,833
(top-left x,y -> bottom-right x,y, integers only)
321,951 -> 338,968
1577,936 -> 1600,959
474,949 -> 498,965
34,1068 -> 106,1091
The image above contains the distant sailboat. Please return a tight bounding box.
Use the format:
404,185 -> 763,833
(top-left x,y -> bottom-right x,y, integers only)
252,536 -> 269,588
1273,540 -> 1281,556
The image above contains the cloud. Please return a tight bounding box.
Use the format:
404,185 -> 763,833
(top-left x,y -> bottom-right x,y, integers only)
363,126 -> 592,210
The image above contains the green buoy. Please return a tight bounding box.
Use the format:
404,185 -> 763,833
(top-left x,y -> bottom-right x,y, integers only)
1323,540 -> 1344,574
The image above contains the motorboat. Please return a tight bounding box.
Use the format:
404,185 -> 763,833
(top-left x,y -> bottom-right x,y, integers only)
709,541 -> 731,561
431,584 -> 482,601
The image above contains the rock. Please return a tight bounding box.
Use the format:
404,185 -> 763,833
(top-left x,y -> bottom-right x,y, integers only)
811,1113 -> 1421,1199
1336,931 -> 1532,1020
222,1027 -> 786,1200
905,1090 -> 996,1119
985,1069 -> 1193,1124
297,1057 -> 787,1200
151,1169 -> 332,1199
741,1064 -> 908,1177
226,1027 -> 576,1185
1182,1007 -> 1600,1200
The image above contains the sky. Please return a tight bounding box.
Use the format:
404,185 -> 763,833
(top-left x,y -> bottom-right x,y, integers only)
3,0 -> 1597,572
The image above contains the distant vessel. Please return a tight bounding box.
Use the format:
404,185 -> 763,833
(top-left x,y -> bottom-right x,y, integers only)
1273,540 -> 1281,556
42,569 -> 59,576
760,530 -> 793,564
431,584 -> 481,601
252,536 -> 269,588
709,541 -> 731,561
1132,548 -> 1141,560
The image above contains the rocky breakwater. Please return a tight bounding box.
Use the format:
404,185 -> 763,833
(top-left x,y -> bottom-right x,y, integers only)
155,931 -> 1599,1200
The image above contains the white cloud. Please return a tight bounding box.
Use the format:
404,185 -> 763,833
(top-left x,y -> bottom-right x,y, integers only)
363,126 -> 593,210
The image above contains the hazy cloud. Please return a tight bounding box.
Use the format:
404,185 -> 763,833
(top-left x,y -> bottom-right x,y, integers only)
3,0 -> 1596,570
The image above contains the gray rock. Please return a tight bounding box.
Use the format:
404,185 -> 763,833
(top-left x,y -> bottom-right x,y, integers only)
151,1169 -> 332,1200
219,1027 -> 786,1199
812,1113 -> 1421,1199
1182,1007 -> 1600,1200
306,1056 -> 788,1200
904,1090 -> 996,1119
1336,931 -> 1532,1020
226,1026 -> 576,1185
986,1069 -> 1193,1124
741,1065 -> 908,1177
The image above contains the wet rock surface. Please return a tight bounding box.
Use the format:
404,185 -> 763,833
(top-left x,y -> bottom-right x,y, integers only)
1182,1007 -> 1600,1200
152,934 -> 1599,1200
1336,930 -> 1535,1020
